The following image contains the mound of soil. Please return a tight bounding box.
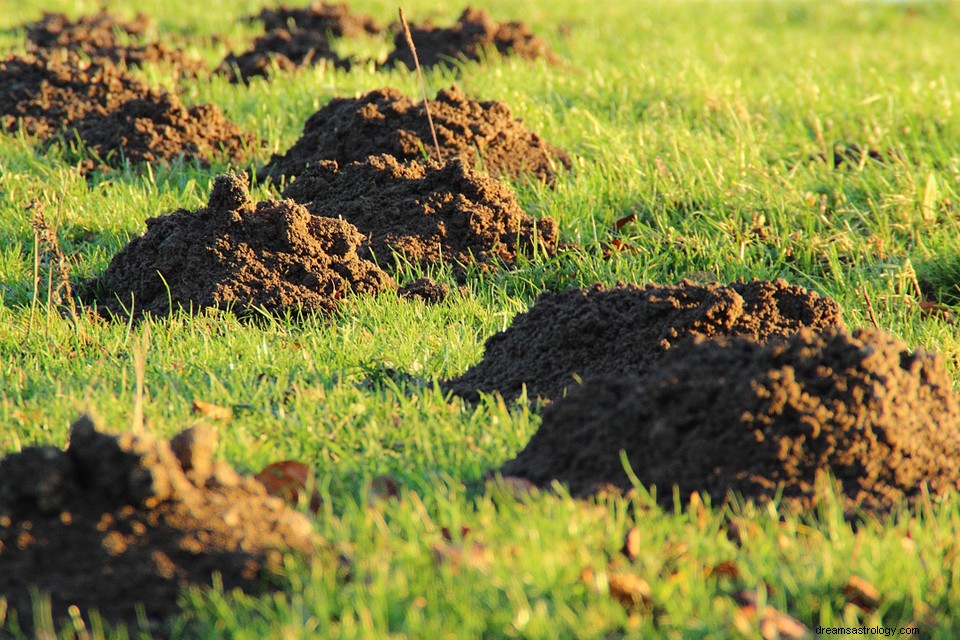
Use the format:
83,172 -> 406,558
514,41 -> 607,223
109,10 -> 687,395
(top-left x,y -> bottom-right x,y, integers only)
500,328 -> 960,514
24,10 -> 204,74
90,173 -> 394,318
447,279 -> 843,403
281,154 -> 559,272
0,52 -> 152,137
217,28 -> 349,83
62,91 -> 256,170
0,416 -> 316,635
259,86 -> 571,185
250,2 -> 381,36
385,7 -> 559,70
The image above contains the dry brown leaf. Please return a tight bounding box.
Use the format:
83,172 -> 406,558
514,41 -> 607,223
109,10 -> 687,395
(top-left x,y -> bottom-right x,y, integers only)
432,542 -> 491,572
843,575 -> 881,612
622,526 -> 642,560
733,591 -> 809,639
708,560 -> 741,581
191,399 -> 233,421
255,460 -> 321,514
607,572 -> 653,608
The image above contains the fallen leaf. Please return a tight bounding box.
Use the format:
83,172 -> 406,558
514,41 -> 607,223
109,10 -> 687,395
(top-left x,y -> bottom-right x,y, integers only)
612,212 -> 637,231
191,399 -> 232,421
440,526 -> 472,542
622,527 -> 642,560
918,300 -> 956,322
432,542 -> 491,572
708,560 -> 741,581
843,575 -> 880,612
255,460 -> 321,514
607,572 -> 653,608
759,606 -> 810,640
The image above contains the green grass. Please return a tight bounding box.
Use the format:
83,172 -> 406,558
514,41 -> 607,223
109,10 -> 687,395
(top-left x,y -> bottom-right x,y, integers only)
2,0 -> 960,637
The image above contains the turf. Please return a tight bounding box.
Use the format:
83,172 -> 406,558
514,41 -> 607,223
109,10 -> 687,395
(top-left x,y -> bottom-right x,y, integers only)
1,0 -> 959,637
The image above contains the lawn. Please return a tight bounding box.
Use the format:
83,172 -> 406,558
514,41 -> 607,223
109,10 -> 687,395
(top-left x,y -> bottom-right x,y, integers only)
1,0 -> 960,637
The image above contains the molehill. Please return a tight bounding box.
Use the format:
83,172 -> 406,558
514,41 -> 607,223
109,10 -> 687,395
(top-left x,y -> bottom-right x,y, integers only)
282,154 -> 559,272
259,86 -> 570,185
447,279 -> 843,403
89,173 -> 394,318
500,328 -> 960,514
0,416 -> 316,635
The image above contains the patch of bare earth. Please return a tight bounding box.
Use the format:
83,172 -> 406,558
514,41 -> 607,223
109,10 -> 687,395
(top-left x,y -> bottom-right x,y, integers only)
260,86 -> 570,185
88,173 -> 393,318
500,328 -> 960,515
0,416 -> 316,635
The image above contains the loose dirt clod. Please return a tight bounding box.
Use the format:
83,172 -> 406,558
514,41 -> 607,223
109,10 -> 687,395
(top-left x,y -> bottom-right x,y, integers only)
447,279 -> 843,403
281,154 -> 559,273
89,173 -> 394,318
249,2 -> 382,36
62,91 -> 256,171
500,328 -> 960,514
0,52 -> 152,137
398,277 -> 449,304
24,10 -> 204,74
217,27 -> 349,83
0,415 -> 316,635
259,86 -> 571,184
384,7 -> 558,69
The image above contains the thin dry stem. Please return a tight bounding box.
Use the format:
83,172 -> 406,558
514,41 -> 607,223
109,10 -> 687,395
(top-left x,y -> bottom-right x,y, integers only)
862,286 -> 882,330
399,8 -> 442,163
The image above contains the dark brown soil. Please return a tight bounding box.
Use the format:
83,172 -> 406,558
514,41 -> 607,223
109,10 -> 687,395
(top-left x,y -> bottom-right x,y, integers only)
259,86 -> 571,185
217,28 -> 349,83
24,10 -> 205,74
0,416 -> 316,635
500,328 -> 960,514
447,279 -> 844,403
89,173 -> 394,318
62,91 -> 256,171
398,278 -> 449,304
281,154 -> 559,273
385,7 -> 559,70
0,52 -> 152,137
250,2 -> 382,36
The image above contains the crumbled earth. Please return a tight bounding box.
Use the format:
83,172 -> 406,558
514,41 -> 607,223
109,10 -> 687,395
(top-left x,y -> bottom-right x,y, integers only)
0,415 -> 316,635
89,173 -> 394,318
500,328 -> 960,514
281,154 -> 559,272
811,142 -> 905,169
62,90 -> 256,171
447,279 -> 843,403
385,7 -> 559,70
250,2 -> 382,36
259,86 -> 571,184
24,10 -> 205,74
399,278 -> 450,304
217,28 -> 349,83
0,52 -> 153,137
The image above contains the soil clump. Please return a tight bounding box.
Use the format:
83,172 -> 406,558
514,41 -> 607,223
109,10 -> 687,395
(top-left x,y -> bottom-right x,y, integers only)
384,7 -> 559,70
281,154 -> 559,273
62,90 -> 256,171
0,416 -> 316,635
217,28 -> 349,83
447,279 -> 843,403
250,2 -> 382,36
500,327 -> 960,514
89,173 -> 394,318
259,86 -> 571,185
0,52 -> 152,138
398,278 -> 450,304
24,10 -> 204,75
